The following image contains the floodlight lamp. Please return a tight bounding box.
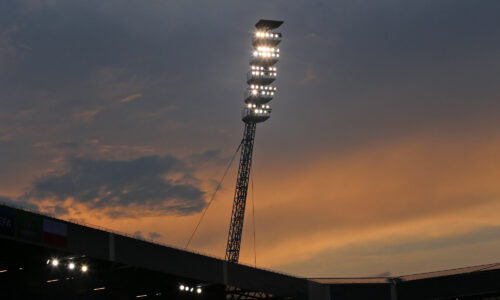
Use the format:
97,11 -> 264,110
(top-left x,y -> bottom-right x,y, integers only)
196,288 -> 202,294
180,285 -> 185,291
81,265 -> 88,272
68,262 -> 75,270
51,259 -> 59,267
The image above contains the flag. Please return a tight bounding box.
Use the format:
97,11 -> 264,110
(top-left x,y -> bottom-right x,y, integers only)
43,219 -> 68,248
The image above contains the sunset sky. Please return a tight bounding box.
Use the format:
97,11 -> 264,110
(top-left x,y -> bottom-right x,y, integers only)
1,0 -> 500,277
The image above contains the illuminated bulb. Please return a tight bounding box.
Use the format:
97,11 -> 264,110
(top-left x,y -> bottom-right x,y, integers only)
180,285 -> 185,291
196,288 -> 202,294
51,259 -> 59,267
68,262 -> 75,270
81,265 -> 88,272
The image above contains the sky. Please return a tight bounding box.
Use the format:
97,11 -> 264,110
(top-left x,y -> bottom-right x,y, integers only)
1,0 -> 500,278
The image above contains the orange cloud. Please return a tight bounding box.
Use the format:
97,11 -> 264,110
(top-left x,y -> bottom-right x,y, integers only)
34,130 -> 500,276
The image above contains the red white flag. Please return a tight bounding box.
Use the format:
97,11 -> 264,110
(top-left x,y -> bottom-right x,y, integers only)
43,219 -> 67,248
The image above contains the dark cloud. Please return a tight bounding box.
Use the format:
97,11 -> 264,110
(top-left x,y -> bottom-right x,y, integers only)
187,149 -> 228,166
28,156 -> 206,217
148,231 -> 162,239
0,196 -> 39,212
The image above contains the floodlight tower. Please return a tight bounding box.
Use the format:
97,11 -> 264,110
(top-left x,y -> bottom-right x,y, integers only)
225,19 -> 283,264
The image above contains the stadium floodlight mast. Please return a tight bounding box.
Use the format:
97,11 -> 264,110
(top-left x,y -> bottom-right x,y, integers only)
225,19 -> 283,264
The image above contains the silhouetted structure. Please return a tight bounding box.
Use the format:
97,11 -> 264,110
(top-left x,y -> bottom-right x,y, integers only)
225,19 -> 283,264
1,203 -> 500,299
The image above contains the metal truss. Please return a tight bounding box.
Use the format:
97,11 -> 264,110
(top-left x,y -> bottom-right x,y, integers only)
225,122 -> 257,263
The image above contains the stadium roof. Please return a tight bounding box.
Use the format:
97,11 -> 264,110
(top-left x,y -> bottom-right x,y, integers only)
310,262 -> 500,285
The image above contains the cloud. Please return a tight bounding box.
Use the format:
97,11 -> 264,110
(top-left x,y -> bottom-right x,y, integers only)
148,231 -> 162,239
299,64 -> 318,85
277,225 -> 500,277
0,196 -> 39,212
120,93 -> 142,103
72,108 -> 103,123
28,155 -> 206,218
187,149 -> 228,166
0,25 -> 27,69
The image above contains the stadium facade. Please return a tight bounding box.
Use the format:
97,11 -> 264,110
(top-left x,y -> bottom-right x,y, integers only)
1,203 -> 499,299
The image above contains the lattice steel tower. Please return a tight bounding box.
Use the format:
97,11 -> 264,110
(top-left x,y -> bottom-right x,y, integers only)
225,20 -> 283,263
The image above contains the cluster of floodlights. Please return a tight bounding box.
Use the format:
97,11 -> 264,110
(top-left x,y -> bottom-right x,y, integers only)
251,66 -> 277,71
247,104 -> 270,109
179,284 -> 202,294
252,51 -> 280,58
251,71 -> 277,77
242,20 -> 282,123
47,258 -> 88,273
255,31 -> 280,38
251,90 -> 274,96
249,85 -> 277,91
